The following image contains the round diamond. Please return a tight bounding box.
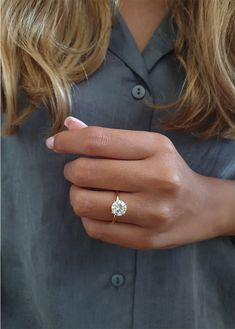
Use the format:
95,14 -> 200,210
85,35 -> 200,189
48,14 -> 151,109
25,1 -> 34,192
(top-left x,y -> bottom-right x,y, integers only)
111,199 -> 127,216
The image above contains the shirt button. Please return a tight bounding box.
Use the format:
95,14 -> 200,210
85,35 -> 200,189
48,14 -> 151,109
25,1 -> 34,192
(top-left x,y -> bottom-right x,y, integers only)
111,273 -> 125,287
132,84 -> 146,100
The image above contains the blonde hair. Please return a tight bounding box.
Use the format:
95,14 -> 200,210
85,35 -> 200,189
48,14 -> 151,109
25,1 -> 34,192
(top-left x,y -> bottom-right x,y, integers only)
1,0 -> 235,139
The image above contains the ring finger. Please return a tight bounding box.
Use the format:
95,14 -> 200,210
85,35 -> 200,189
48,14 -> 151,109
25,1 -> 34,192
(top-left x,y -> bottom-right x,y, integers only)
69,185 -> 152,227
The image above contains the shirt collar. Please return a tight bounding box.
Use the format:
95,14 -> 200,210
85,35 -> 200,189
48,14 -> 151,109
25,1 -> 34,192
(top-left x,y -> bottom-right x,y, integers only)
108,10 -> 177,90
141,12 -> 177,72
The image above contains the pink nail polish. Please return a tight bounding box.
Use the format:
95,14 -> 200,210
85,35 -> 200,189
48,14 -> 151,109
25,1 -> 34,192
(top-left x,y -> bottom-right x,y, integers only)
64,116 -> 88,128
45,136 -> 55,149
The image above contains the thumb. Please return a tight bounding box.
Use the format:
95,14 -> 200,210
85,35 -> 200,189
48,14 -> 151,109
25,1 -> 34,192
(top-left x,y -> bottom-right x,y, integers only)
64,116 -> 88,130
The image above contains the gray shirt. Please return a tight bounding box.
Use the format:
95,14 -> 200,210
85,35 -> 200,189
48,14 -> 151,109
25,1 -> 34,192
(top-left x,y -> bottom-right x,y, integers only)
2,11 -> 235,329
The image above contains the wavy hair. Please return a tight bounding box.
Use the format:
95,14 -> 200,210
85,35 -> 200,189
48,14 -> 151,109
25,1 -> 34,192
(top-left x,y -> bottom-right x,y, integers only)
1,0 -> 235,139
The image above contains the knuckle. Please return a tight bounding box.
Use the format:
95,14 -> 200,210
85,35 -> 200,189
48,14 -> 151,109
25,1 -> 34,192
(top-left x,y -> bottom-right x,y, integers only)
148,133 -> 160,152
159,135 -> 175,153
145,232 -> 171,250
137,234 -> 158,250
149,236 -> 165,249
144,167 -> 181,194
73,158 -> 92,185
170,173 -> 181,190
154,235 -> 178,249
143,131 -> 157,143
164,170 -> 181,192
156,204 -> 171,222
85,224 -> 103,240
146,235 -> 158,249
63,162 -> 73,181
144,202 -> 170,227
72,192 -> 92,217
85,127 -> 110,153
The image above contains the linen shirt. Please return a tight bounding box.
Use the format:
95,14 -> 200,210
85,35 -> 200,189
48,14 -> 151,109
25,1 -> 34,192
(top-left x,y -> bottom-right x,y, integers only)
2,10 -> 235,329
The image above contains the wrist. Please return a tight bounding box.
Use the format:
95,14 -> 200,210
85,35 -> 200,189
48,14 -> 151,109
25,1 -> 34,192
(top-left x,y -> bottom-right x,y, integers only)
197,174 -> 235,237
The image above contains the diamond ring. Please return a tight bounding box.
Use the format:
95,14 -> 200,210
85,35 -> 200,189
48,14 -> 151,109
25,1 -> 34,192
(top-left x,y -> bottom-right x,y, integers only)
111,192 -> 127,223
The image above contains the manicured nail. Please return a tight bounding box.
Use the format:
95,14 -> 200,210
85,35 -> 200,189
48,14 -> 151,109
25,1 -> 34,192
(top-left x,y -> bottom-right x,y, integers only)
64,116 -> 88,128
45,136 -> 55,149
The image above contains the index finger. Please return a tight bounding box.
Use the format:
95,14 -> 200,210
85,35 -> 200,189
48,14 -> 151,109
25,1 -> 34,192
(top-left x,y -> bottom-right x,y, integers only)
49,126 -> 159,160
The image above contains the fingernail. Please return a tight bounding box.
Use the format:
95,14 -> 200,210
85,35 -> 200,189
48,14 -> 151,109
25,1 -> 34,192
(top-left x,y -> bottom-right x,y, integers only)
45,136 -> 55,149
64,116 -> 88,128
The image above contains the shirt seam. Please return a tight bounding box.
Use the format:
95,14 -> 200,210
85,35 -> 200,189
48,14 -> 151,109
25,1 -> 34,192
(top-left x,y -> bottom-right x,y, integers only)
130,249 -> 138,329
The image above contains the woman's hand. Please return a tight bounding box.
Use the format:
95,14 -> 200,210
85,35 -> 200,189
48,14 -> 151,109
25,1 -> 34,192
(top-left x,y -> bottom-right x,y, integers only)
45,117 -> 235,249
